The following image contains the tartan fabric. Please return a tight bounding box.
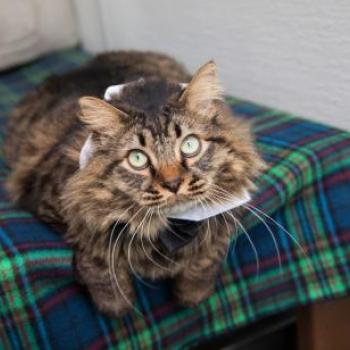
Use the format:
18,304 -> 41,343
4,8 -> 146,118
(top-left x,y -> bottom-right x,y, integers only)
0,48 -> 349,349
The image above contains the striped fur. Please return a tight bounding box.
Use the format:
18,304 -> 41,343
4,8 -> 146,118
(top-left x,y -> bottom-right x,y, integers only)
4,51 -> 263,316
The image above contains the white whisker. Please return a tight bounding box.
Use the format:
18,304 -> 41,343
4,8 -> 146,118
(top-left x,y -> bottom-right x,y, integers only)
204,193 -> 238,258
110,206 -> 145,316
245,203 -> 307,256
151,205 -> 181,267
208,191 -> 260,278
108,204 -> 134,302
227,211 -> 260,279
197,197 -> 211,247
142,207 -> 173,272
243,205 -> 283,275
127,208 -> 156,288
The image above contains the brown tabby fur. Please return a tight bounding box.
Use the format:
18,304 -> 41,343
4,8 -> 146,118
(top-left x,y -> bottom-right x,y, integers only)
4,51 -> 264,316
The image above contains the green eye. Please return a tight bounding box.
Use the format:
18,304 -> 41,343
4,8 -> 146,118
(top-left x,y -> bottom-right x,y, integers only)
128,150 -> 149,169
180,135 -> 201,157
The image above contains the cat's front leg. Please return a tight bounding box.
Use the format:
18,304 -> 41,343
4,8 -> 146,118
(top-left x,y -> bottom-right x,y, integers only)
174,259 -> 220,307
74,252 -> 135,317
174,226 -> 230,306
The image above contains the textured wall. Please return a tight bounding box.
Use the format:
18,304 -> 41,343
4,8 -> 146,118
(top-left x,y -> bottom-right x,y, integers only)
75,0 -> 350,130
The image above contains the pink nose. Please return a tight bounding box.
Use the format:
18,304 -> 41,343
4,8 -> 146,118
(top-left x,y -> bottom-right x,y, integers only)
161,177 -> 182,193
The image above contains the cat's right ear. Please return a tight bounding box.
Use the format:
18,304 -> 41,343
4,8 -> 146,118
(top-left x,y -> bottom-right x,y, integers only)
179,61 -> 223,113
78,97 -> 127,135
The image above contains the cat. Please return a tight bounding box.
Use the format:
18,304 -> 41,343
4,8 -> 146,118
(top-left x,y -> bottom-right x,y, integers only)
4,51 -> 264,316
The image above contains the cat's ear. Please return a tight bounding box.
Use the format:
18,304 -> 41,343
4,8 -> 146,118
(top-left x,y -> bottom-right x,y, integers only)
179,61 -> 223,112
79,96 -> 127,135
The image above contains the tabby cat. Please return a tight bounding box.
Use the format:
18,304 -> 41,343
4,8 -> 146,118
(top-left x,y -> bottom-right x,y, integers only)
4,51 -> 264,316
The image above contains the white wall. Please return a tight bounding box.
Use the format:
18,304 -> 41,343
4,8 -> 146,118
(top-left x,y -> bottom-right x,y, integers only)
74,0 -> 350,130
0,0 -> 77,70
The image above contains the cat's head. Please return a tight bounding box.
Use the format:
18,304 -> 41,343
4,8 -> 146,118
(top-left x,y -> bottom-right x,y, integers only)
63,62 -> 264,237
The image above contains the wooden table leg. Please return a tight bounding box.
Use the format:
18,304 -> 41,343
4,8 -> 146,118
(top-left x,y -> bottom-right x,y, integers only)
297,297 -> 350,350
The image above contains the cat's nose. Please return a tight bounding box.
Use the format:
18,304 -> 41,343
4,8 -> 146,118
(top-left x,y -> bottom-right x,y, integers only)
162,177 -> 183,193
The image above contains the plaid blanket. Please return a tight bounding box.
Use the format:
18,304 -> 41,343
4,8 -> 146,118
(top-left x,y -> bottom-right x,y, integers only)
0,48 -> 349,349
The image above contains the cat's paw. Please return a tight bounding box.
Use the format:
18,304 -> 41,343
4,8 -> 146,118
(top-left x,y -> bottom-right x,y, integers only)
90,289 -> 133,317
94,296 -> 131,317
86,285 -> 135,317
175,284 -> 215,307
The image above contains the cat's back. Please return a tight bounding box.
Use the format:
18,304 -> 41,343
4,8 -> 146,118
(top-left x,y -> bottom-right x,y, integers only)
4,51 -> 190,166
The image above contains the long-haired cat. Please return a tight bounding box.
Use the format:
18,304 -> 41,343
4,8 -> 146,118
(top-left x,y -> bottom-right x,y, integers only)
4,51 -> 264,316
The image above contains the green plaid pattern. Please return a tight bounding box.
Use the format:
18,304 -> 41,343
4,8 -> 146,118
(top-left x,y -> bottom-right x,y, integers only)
0,48 -> 349,349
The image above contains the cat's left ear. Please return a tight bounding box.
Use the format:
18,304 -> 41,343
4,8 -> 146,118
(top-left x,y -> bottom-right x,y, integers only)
79,96 -> 127,135
179,61 -> 223,112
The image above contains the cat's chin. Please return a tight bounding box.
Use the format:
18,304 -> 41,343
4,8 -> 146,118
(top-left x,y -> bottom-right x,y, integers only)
161,199 -> 199,217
